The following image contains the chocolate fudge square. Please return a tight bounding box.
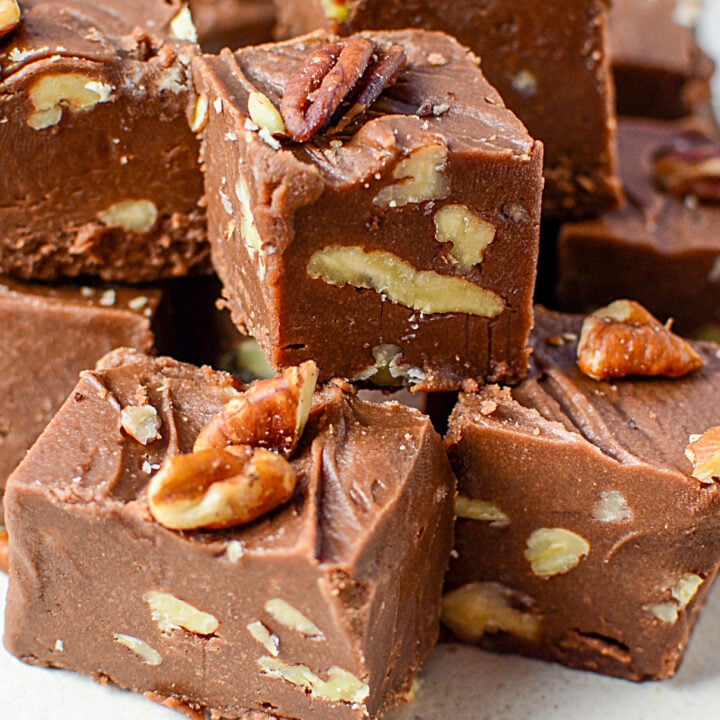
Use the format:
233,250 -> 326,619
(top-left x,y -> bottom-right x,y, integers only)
0,0 -> 208,282
443,307 -> 720,681
193,29 -> 543,392
609,0 -> 715,119
189,0 -> 274,54
0,278 -> 160,523
272,0 -> 621,219
4,350 -> 455,719
557,118 -> 720,338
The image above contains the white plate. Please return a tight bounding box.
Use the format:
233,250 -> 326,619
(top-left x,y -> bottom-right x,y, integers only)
3,2 -> 720,718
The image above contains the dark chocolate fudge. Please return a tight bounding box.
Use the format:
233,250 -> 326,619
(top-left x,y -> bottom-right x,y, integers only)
4,350 -> 455,719
444,307 -> 720,680
189,0 -> 274,54
557,118 -> 720,337
0,0 -> 209,282
609,0 -> 715,119
0,278 -> 159,523
272,0 -> 621,219
193,29 -> 543,392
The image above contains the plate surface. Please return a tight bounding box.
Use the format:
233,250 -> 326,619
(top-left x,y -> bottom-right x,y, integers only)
2,2 -> 720,717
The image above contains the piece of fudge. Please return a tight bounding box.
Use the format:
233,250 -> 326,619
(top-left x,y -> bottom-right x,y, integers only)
189,0 -> 274,54
557,118 -> 720,337
272,0 -> 621,219
443,306 -> 720,681
609,0 -> 715,119
193,29 -> 543,392
4,349 -> 455,719
0,278 -> 160,523
0,0 -> 209,282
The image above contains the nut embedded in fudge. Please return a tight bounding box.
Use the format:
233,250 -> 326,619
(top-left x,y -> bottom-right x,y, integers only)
4,350 -> 456,719
0,277 -> 161,525
0,0 -> 208,282
443,306 -> 720,681
608,0 -> 715,119
193,29 -> 543,392
557,118 -> 720,338
272,0 -> 621,219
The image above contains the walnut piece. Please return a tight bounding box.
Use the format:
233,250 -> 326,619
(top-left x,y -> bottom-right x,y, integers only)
374,143 -> 450,207
307,245 -> 505,317
247,621 -> 279,656
98,200 -> 158,234
672,573 -> 704,609
120,405 -> 161,445
320,0 -> 350,22
28,73 -> 113,130
170,5 -> 198,43
248,92 -> 286,136
258,657 -> 369,704
147,446 -> 296,531
144,591 -> 219,635
685,426 -> 720,484
591,490 -> 633,523
265,599 -> 325,638
194,360 -> 317,456
434,204 -> 496,271
577,299 -> 703,381
235,176 -> 263,255
354,343 -> 426,386
524,528 -> 590,577
441,582 -> 541,643
191,94 -> 209,133
113,633 -> 162,666
455,496 -> 509,525
0,0 -> 20,37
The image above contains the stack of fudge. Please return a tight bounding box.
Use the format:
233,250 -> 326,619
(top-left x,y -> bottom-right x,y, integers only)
1,0 -> 719,717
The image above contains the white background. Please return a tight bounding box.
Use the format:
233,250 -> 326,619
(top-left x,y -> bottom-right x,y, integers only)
2,2 -> 720,718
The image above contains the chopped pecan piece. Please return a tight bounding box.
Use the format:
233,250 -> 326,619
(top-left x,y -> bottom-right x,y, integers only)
576,299 -> 703,380
280,38 -> 406,142
653,141 -> 720,204
194,360 -> 317,456
147,446 -> 296,531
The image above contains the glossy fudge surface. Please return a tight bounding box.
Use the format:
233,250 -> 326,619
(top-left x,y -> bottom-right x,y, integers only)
189,0 -> 274,54
0,0 -> 208,282
193,29 -> 543,392
557,118 -> 720,337
609,0 -> 714,119
0,278 -> 159,522
273,0 -> 621,219
445,308 -> 720,680
4,350 -> 455,720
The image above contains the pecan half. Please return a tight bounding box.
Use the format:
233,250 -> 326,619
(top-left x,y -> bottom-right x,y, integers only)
576,299 -> 703,380
280,38 -> 406,142
194,360 -> 317,456
332,44 -> 407,133
148,446 -> 296,531
653,141 -> 720,204
0,0 -> 20,37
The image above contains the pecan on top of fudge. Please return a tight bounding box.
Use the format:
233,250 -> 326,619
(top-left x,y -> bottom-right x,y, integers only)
193,30 -> 543,392
0,0 -> 208,282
